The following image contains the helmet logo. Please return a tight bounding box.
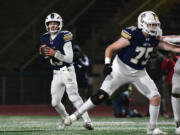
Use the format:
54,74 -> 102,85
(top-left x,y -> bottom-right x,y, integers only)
141,13 -> 145,23
152,13 -> 158,22
154,15 -> 158,22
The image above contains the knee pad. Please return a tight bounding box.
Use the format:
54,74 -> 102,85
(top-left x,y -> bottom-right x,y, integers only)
91,89 -> 109,105
172,93 -> 180,98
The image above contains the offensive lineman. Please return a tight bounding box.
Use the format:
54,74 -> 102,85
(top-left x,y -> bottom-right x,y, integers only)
64,11 -> 180,134
39,13 -> 93,130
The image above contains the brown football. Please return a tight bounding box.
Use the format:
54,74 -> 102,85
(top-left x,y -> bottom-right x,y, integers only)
41,45 -> 50,59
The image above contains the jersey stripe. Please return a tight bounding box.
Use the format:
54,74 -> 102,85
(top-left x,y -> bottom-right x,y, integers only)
121,30 -> 132,40
63,34 -> 72,41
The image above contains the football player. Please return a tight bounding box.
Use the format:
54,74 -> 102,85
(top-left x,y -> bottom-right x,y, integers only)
39,13 -> 93,130
159,35 -> 180,134
64,11 -> 180,134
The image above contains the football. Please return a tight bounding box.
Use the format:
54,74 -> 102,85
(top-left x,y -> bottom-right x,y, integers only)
40,45 -> 50,59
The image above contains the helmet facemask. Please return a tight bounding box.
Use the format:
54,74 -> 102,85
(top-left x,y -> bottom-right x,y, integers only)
138,11 -> 162,37
143,22 -> 161,36
47,22 -> 60,34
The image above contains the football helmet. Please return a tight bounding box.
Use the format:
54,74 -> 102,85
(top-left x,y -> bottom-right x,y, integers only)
45,13 -> 63,33
137,11 -> 161,36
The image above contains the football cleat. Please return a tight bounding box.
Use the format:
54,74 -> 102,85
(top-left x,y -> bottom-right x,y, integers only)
175,127 -> 180,134
147,124 -> 167,135
64,116 -> 72,126
64,111 -> 82,125
83,122 -> 94,130
58,119 -> 66,130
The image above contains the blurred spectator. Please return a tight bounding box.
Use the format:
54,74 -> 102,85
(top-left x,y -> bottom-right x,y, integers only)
73,45 -> 92,100
161,52 -> 179,117
112,90 -> 130,117
161,52 -> 179,86
111,84 -> 142,118
146,49 -> 167,117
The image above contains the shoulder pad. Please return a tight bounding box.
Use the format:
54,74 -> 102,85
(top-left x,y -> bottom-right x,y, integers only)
40,32 -> 49,38
40,32 -> 49,43
41,32 -> 49,37
121,26 -> 137,40
62,30 -> 73,42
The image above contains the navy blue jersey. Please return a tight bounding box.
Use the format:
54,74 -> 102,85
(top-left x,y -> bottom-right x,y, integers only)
40,30 -> 73,69
118,26 -> 159,70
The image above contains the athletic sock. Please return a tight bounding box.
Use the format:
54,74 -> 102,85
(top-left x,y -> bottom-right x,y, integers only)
78,98 -> 96,115
172,96 -> 180,124
55,102 -> 69,119
149,104 -> 160,125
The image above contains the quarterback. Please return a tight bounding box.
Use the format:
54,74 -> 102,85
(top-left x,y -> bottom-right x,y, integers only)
39,13 -> 93,130
64,11 -> 180,134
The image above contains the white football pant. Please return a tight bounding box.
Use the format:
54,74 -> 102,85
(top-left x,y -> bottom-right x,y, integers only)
51,65 -> 91,122
101,56 -> 160,99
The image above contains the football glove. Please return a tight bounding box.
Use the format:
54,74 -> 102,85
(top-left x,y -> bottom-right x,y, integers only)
104,64 -> 112,76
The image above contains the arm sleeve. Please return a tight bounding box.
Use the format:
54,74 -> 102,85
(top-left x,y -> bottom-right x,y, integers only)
54,42 -> 73,63
163,37 -> 180,43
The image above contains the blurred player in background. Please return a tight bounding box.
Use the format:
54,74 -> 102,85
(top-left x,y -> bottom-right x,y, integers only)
64,11 -> 180,134
160,35 -> 180,134
146,49 -> 166,117
39,12 -> 93,130
161,52 -> 178,117
73,45 -> 92,100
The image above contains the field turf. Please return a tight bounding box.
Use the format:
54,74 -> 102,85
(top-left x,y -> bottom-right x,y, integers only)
0,116 -> 174,135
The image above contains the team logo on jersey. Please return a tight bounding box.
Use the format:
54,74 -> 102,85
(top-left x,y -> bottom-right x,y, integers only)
146,38 -> 150,41
143,43 -> 151,47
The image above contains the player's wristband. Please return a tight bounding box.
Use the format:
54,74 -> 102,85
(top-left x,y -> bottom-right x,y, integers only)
105,57 -> 111,64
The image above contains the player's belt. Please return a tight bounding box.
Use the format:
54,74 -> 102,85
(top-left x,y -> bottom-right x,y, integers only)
53,64 -> 71,70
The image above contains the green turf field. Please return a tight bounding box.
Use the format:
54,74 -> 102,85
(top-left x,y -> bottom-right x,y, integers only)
0,116 -> 175,135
